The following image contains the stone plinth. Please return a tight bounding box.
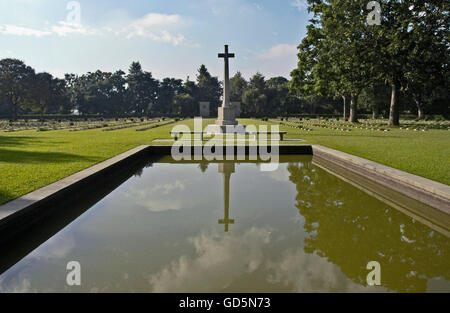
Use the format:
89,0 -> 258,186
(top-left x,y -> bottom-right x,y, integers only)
216,107 -> 238,126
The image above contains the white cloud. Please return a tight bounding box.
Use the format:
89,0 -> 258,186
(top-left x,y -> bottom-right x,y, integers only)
148,227 -> 272,292
130,13 -> 182,28
124,13 -> 186,46
0,24 -> 51,37
0,235 -> 76,293
291,0 -> 307,12
51,21 -> 98,36
265,165 -> 292,182
127,29 -> 185,46
151,180 -> 186,195
0,22 -> 98,38
123,187 -> 185,212
258,43 -> 297,60
0,12 -> 189,46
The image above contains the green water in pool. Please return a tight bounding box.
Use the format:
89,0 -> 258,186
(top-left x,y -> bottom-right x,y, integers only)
0,155 -> 448,292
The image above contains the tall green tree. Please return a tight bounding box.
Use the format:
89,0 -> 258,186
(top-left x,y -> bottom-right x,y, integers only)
127,61 -> 158,116
183,77 -> 199,102
229,71 -> 248,102
173,93 -> 196,116
402,2 -> 449,119
196,64 -> 222,112
107,70 -> 127,115
290,21 -> 344,117
291,0 -> 449,124
374,1 -> 449,125
249,72 -> 266,91
33,72 -> 54,116
266,76 -> 288,88
314,0 -> 375,122
0,59 -> 35,119
154,78 -> 184,115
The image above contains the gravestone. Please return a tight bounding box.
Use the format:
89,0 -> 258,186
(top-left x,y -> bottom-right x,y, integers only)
199,102 -> 210,118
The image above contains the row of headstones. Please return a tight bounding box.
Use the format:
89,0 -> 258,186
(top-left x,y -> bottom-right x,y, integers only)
199,102 -> 241,118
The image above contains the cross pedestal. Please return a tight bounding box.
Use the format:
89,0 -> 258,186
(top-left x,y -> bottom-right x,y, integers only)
206,45 -> 246,134
217,107 -> 238,126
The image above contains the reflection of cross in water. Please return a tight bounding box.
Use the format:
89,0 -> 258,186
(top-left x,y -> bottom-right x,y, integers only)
218,163 -> 235,232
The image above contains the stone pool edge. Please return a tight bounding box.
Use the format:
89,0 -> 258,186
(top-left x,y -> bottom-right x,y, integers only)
312,145 -> 450,214
0,145 -> 151,244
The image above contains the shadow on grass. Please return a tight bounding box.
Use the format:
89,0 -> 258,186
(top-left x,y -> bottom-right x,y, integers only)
0,135 -> 68,148
0,135 -> 35,146
0,190 -> 15,206
0,149 -> 98,164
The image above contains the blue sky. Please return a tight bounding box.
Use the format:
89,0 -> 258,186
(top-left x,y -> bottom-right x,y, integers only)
0,0 -> 310,80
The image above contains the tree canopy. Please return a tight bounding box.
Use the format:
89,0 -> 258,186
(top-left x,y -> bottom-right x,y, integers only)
290,0 -> 449,124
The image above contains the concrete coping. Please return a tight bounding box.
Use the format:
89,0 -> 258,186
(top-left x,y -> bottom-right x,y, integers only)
0,145 -> 150,222
312,145 -> 450,209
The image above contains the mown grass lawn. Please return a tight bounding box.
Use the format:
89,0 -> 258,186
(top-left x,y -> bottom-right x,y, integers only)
0,118 -> 449,205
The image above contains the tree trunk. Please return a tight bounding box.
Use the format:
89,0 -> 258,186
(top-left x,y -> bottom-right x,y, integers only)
342,96 -> 347,120
388,83 -> 400,126
372,104 -> 379,119
418,106 -> 424,120
349,94 -> 358,123
11,98 -> 17,121
414,98 -> 424,120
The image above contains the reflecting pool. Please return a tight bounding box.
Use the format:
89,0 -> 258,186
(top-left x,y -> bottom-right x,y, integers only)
0,156 -> 449,292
